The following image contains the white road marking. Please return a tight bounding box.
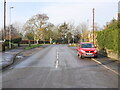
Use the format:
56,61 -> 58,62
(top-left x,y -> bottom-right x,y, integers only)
57,52 -> 59,59
56,49 -> 59,60
91,58 -> 120,76
55,49 -> 59,68
55,60 -> 59,68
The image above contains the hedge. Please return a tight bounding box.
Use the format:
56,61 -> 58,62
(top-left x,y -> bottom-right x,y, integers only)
12,37 -> 22,43
20,40 -> 50,44
97,20 -> 120,54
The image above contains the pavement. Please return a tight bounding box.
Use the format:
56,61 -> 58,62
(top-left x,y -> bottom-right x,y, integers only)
0,48 -> 24,69
0,45 -> 49,70
2,45 -> 119,88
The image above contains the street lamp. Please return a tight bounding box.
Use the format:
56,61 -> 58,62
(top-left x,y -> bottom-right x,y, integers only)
9,6 -> 14,48
10,6 -> 14,25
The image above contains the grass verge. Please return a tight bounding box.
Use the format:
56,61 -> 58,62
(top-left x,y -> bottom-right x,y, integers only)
68,43 -> 79,47
25,44 -> 42,50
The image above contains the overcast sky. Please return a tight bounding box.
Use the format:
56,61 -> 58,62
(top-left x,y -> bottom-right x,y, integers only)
0,0 -> 119,29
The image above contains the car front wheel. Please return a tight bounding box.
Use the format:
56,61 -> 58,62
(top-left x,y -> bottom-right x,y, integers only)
79,55 -> 84,59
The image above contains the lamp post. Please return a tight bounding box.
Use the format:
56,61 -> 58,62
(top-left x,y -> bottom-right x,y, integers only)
10,7 -> 14,25
9,6 -> 14,48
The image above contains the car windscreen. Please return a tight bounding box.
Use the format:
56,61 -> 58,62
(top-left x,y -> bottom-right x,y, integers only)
81,43 -> 94,48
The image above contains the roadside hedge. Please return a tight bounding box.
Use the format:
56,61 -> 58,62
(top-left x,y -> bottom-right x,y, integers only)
12,37 -> 22,44
97,20 -> 120,54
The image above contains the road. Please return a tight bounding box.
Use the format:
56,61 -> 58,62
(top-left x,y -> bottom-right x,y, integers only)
2,45 -> 119,88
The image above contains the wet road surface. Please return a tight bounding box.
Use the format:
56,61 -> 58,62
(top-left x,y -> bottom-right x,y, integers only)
2,45 -> 119,88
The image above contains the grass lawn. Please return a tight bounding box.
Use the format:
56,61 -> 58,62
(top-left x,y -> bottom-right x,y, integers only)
25,44 -> 42,50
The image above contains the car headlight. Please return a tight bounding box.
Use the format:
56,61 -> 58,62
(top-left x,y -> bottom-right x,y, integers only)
81,50 -> 86,53
94,50 -> 97,53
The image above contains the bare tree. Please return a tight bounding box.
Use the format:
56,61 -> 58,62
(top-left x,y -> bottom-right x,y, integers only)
23,13 -> 49,44
12,22 -> 24,35
79,22 -> 89,42
0,25 -> 22,48
1,25 -> 21,40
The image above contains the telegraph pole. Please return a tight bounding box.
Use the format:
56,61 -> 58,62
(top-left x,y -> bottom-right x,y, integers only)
4,0 -> 6,40
2,0 -> 6,51
92,8 -> 95,45
118,1 -> 120,25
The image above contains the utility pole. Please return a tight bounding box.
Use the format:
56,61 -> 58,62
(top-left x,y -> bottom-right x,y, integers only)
92,8 -> 95,45
4,0 -> 6,40
2,0 -> 6,51
118,1 -> 120,25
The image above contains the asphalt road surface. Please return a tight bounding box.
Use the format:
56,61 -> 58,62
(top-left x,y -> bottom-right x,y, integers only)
2,45 -> 119,88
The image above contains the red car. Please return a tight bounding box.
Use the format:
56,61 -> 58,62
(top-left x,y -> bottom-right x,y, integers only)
77,42 -> 98,58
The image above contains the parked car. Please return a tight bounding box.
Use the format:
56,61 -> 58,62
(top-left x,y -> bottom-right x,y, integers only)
77,42 -> 98,58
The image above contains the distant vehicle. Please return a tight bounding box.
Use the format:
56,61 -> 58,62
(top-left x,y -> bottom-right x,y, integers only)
77,42 -> 98,59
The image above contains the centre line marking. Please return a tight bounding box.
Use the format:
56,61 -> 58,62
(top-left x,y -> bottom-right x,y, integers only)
55,49 -> 59,68
91,58 -> 120,76
55,60 -> 59,68
57,50 -> 59,59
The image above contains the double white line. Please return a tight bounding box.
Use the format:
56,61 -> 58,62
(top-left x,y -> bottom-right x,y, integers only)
91,58 -> 120,76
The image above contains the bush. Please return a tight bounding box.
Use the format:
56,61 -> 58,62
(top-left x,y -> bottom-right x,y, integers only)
5,40 -> 15,48
97,20 -> 119,54
20,40 -> 50,44
12,37 -> 22,43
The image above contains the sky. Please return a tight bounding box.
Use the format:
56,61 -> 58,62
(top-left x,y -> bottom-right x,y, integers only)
0,0 -> 119,30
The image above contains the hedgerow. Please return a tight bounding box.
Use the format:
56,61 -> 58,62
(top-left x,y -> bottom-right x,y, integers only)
97,20 -> 120,54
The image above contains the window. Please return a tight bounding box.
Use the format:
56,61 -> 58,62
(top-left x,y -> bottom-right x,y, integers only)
81,43 -> 94,48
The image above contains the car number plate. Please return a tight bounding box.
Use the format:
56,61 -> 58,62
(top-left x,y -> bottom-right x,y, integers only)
87,53 -> 93,55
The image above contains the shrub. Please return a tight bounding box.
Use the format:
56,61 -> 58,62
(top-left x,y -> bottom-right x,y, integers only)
97,20 -> 119,54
